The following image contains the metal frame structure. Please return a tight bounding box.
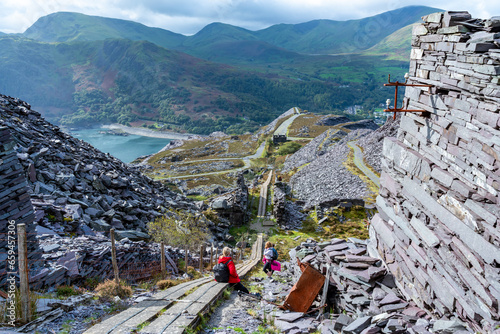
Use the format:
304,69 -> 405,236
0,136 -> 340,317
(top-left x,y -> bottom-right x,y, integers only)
384,74 -> 433,120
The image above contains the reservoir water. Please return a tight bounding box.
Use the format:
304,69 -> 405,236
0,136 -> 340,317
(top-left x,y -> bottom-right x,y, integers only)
71,128 -> 171,163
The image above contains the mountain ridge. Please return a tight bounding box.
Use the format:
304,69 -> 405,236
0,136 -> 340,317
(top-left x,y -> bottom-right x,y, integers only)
21,6 -> 441,56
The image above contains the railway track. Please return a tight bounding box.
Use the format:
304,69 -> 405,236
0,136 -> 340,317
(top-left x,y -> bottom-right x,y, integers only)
84,234 -> 263,334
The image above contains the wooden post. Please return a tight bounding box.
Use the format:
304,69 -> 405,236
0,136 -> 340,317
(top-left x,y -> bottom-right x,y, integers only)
184,248 -> 189,274
160,242 -> 166,274
17,224 -> 30,323
199,244 -> 204,273
110,229 -> 119,286
209,243 -> 213,270
215,247 -> 219,262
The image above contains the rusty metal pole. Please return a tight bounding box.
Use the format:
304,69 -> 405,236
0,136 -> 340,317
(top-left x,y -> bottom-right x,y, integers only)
161,242 -> 166,274
110,229 -> 120,286
17,224 -> 30,323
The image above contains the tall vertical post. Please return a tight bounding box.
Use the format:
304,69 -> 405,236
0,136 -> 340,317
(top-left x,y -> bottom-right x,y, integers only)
199,244 -> 204,273
17,224 -> 30,323
160,242 -> 166,274
209,243 -> 213,270
110,228 -> 119,286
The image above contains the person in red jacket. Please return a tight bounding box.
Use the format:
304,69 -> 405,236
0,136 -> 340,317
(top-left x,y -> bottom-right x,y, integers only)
218,247 -> 249,294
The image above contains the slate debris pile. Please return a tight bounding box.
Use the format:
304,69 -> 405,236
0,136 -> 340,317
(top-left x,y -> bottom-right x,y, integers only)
286,238 -> 473,333
0,93 -> 195,236
356,115 -> 401,174
288,129 -> 373,208
370,11 -> 500,332
31,233 -> 180,289
282,128 -> 349,173
0,94 -> 222,288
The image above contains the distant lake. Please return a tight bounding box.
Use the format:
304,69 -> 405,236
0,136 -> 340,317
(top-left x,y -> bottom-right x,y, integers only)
71,128 -> 171,163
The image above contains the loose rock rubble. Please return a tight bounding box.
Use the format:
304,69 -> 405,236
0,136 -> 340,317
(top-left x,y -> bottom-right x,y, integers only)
205,237 -> 474,334
0,94 -> 222,288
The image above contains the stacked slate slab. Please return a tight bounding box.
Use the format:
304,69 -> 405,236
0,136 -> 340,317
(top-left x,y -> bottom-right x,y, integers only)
369,11 -> 500,332
30,234 -> 179,289
0,125 -> 41,287
287,238 -> 472,333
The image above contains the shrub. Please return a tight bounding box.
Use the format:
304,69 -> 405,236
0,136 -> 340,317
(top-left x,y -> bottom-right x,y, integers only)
56,285 -> 81,298
276,142 -> 302,156
83,277 -> 100,290
95,280 -> 133,301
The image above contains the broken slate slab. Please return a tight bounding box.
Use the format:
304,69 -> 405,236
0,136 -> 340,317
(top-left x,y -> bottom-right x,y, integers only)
379,292 -> 402,306
275,312 -> 304,322
343,315 -> 372,334
431,319 -> 469,333
334,313 -> 354,331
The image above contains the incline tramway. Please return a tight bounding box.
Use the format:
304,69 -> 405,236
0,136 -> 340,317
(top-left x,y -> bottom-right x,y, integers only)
84,233 -> 263,334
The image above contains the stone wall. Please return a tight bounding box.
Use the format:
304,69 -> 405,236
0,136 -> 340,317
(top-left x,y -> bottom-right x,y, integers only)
0,126 -> 40,287
369,11 -> 500,331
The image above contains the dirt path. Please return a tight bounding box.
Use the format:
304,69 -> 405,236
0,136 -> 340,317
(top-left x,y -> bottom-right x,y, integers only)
347,141 -> 380,187
164,141 -> 266,179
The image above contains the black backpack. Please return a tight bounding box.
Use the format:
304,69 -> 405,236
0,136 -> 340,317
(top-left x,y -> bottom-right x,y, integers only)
213,259 -> 232,283
271,248 -> 278,261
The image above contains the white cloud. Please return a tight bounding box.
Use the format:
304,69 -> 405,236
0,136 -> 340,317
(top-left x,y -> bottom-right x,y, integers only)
0,0 -> 499,35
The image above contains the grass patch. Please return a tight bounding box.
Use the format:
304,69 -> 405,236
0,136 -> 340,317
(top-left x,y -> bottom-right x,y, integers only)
187,194 -> 208,201
0,289 -> 39,324
343,148 -> 378,205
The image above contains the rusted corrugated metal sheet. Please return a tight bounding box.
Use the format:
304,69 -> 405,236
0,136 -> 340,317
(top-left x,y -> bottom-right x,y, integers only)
282,260 -> 325,312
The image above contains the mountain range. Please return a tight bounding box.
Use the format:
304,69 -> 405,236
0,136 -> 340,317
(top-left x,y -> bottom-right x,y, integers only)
0,6 -> 440,134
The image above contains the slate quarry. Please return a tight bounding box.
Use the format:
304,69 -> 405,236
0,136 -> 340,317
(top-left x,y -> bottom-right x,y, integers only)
0,94 -> 200,288
369,11 -> 500,332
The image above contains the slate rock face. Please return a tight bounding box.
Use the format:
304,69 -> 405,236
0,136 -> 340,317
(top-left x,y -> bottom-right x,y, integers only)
369,11 -> 500,332
208,173 -> 248,226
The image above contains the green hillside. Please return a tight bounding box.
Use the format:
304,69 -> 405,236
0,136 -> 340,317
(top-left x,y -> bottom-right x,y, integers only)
23,12 -> 186,47
362,24 -> 415,61
0,6 -> 438,134
0,34 -> 403,134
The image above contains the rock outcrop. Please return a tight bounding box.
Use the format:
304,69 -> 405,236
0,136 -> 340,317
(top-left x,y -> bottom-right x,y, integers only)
370,11 -> 500,332
209,173 -> 249,226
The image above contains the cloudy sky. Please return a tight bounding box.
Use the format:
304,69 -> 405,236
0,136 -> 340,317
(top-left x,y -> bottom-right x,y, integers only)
1,0 -> 499,35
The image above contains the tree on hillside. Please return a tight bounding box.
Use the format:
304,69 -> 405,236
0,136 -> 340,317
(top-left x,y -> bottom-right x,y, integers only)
148,211 -> 209,274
